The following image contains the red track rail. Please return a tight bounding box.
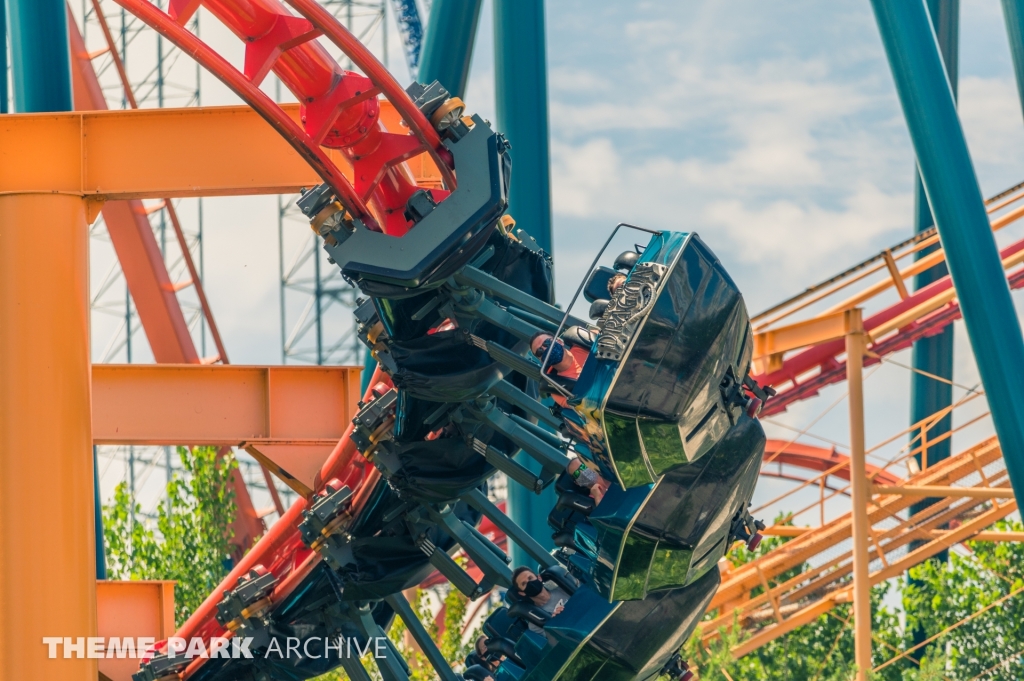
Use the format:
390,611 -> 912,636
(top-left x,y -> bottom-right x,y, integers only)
170,368 -> 386,675
116,0 -> 455,235
760,439 -> 900,487
757,235 -> 1024,415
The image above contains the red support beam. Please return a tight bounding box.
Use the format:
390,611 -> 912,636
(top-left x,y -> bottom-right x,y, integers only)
68,13 -> 199,364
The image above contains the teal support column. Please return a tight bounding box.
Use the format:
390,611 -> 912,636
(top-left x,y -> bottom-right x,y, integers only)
361,346 -> 375,394
905,4 -> 957,659
506,445 -> 555,569
1002,0 -> 1024,117
418,0 -> 483,99
8,0 -> 72,113
1,0 -> 8,113
93,447 -> 106,579
494,0 -> 553,257
909,0 -> 957,524
494,0 -> 556,568
870,0 -> 1024,504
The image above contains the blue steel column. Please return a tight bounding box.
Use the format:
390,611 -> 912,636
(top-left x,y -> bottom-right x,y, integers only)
7,0 -> 72,112
1002,0 -> 1024,116
909,0 -> 957,531
93,447 -> 107,579
494,0 -> 554,257
494,0 -> 556,568
418,0 -> 483,99
870,0 -> 1024,502
1,0 -> 7,114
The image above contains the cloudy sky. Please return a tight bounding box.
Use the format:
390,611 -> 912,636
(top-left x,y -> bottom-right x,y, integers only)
79,0 -> 1024,518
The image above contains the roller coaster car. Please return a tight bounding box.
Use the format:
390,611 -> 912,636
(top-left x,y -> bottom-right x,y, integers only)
489,566 -> 718,681
182,74 -> 764,680
556,232 -> 767,602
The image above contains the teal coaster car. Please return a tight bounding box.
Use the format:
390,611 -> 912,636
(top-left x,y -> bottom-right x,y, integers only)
558,231 -> 766,602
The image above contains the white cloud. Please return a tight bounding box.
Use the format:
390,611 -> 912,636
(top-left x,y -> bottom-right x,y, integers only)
959,75 -> 1024,191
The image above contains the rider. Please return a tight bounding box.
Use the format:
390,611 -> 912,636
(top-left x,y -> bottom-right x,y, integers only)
530,332 -> 586,382
566,456 -> 610,504
511,566 -> 571,635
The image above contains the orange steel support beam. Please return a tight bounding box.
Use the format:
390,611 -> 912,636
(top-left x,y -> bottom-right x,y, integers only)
92,365 -> 362,496
0,105 -> 354,199
753,310 -> 849,374
69,9 -> 199,364
0,194 -> 97,680
873,484 -> 1015,499
707,437 -> 1004,623
96,581 -> 175,681
702,437 -> 1015,657
92,364 -> 361,444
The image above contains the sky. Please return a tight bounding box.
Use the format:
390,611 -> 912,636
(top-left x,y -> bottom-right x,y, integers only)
75,1 -> 1024,524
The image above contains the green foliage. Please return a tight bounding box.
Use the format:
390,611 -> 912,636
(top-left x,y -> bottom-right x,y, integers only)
386,589 -> 438,681
690,517 -> 1024,680
312,584 -> 481,681
689,515 -> 912,681
440,582 -> 477,665
902,519 -> 1024,680
103,446 -> 238,626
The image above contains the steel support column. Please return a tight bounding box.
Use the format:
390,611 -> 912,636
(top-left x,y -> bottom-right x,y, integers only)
0,0 -> 7,114
910,1 -> 957,488
418,0 -> 483,99
7,0 -> 72,113
494,0 -> 553,256
0,194 -> 96,680
870,0 -> 1024,502
3,5 -> 95,678
494,0 -> 556,569
1001,0 -> 1024,118
846,310 -> 871,681
907,9 -> 958,636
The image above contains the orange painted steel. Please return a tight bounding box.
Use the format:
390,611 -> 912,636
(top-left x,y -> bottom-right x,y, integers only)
96,581 -> 175,681
704,437 -> 1016,657
72,8 -> 230,365
0,105 -> 351,199
0,195 -> 97,680
753,310 -> 849,374
92,364 -> 361,445
0,102 -> 441,200
69,16 -> 200,363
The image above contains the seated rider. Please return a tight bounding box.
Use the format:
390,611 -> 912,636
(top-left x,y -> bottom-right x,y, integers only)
567,456 -> 610,504
607,272 -> 626,296
468,635 -> 501,672
511,566 -> 571,635
530,332 -> 586,382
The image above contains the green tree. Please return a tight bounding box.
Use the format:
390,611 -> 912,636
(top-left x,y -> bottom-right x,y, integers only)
903,519 -> 1024,680
686,521 -> 913,681
103,446 -> 238,626
690,518 -> 1024,680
